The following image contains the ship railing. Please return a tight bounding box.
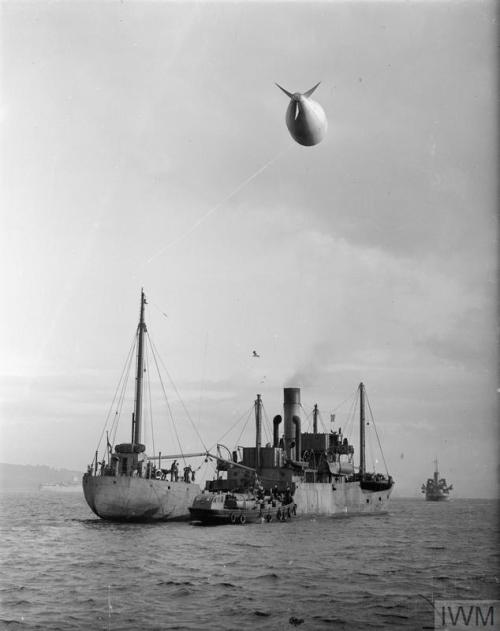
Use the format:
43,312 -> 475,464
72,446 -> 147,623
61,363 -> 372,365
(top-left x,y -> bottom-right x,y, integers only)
87,450 -> 211,481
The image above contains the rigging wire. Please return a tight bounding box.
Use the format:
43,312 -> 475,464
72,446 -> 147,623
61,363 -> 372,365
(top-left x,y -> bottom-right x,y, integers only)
233,406 -> 254,451
299,403 -> 328,434
145,339 -> 156,457
147,333 -> 186,463
261,403 -> 273,446
367,422 -> 376,472
318,409 -> 329,433
110,338 -> 136,446
342,389 -> 358,444
94,331 -> 136,455
148,335 -> 209,453
142,340 -> 150,444
332,390 -> 359,415
300,406 -> 313,433
209,403 -> 255,452
366,393 -> 390,475
149,300 -> 169,321
193,453 -> 217,485
145,147 -> 289,266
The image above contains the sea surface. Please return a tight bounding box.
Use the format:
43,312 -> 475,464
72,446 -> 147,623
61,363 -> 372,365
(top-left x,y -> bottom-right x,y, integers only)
0,493 -> 498,630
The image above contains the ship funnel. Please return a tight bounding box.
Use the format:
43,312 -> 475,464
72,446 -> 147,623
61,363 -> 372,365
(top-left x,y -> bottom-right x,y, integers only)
273,415 -> 282,448
313,404 -> 319,434
283,388 -> 301,459
292,415 -> 301,461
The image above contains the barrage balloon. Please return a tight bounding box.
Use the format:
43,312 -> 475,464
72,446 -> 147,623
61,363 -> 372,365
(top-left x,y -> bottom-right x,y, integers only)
276,82 -> 327,147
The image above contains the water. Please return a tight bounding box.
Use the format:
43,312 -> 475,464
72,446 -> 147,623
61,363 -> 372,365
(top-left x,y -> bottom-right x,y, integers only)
0,493 -> 498,630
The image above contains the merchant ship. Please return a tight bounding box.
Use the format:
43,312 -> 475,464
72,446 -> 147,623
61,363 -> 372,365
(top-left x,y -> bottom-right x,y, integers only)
421,459 -> 453,501
190,384 -> 394,522
82,290 -> 204,521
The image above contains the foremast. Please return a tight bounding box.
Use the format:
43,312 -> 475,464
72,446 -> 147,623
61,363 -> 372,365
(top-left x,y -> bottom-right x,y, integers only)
131,289 -> 147,449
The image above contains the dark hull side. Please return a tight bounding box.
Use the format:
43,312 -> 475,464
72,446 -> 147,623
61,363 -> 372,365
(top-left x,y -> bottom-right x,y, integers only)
189,502 -> 296,525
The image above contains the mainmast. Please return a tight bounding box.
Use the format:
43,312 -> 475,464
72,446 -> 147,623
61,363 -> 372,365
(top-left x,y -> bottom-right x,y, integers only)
359,382 -> 366,477
131,289 -> 147,447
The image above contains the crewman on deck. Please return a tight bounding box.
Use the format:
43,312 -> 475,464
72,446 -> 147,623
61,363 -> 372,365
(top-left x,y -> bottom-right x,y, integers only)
170,460 -> 178,481
283,487 -> 292,505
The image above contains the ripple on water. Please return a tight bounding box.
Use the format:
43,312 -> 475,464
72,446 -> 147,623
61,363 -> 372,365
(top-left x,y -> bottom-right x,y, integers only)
0,494 -> 498,630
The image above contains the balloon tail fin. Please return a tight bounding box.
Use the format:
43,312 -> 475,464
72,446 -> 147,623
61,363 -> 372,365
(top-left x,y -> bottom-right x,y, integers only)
275,83 -> 294,98
304,82 -> 321,97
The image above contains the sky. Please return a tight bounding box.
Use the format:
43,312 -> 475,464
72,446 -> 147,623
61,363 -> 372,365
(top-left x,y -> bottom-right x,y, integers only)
1,1 -> 498,498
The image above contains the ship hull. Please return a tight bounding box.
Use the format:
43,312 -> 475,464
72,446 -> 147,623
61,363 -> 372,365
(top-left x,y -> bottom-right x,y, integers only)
82,474 -> 201,521
293,479 -> 393,515
193,479 -> 394,524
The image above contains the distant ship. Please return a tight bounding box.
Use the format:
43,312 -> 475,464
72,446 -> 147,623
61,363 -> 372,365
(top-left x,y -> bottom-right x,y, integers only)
190,383 -> 394,523
82,290 -> 203,521
40,480 -> 81,492
421,459 -> 453,501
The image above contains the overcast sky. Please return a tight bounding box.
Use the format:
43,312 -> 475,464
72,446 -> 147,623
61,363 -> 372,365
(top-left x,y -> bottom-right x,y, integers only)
1,1 -> 497,497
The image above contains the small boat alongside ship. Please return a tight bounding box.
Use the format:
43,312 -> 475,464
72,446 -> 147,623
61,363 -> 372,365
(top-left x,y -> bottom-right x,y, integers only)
189,487 -> 296,525
421,459 -> 453,501
82,290 -> 204,521
190,384 -> 394,523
